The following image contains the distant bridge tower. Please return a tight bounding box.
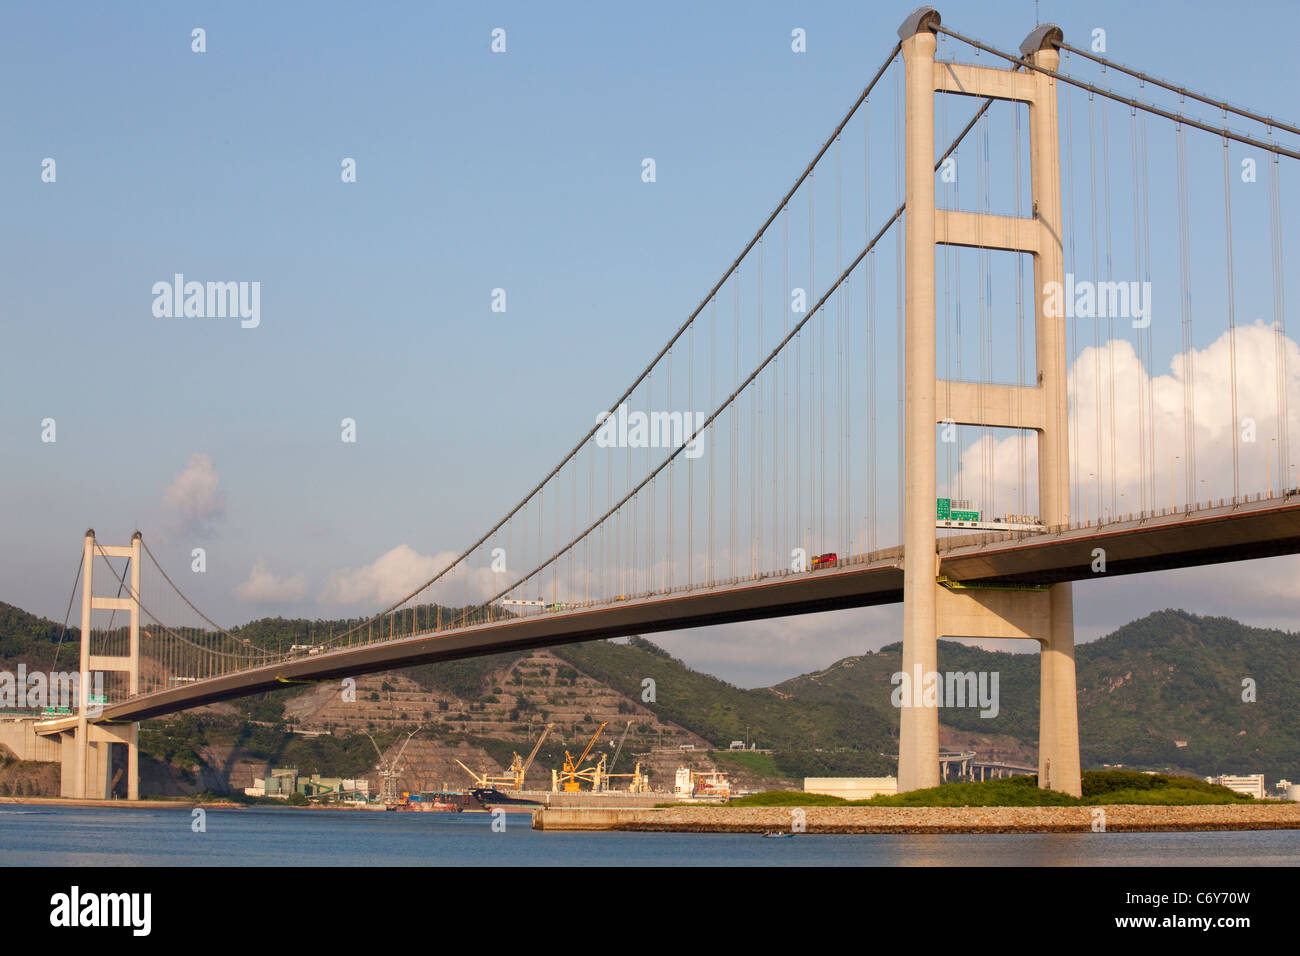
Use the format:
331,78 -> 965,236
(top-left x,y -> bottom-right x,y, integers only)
897,8 -> 1081,796
64,528 -> 141,799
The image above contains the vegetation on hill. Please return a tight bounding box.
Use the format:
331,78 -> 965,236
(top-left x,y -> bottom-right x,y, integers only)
0,601 -> 77,670
138,712 -> 412,781
1075,610 -> 1300,775
403,650 -> 524,700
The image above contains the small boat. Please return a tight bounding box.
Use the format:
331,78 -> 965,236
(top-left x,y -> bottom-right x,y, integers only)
761,830 -> 794,838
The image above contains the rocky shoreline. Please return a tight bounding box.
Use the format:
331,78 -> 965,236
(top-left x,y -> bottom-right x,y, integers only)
533,803 -> 1300,833
0,795 -> 249,810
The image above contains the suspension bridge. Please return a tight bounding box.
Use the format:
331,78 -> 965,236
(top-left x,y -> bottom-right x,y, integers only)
33,7 -> 1300,800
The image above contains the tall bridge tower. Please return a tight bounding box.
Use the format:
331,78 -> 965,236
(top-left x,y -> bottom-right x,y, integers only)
65,528 -> 141,799
897,8 -> 1081,795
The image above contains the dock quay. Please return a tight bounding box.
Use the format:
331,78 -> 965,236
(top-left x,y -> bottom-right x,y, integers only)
531,803 -> 1300,833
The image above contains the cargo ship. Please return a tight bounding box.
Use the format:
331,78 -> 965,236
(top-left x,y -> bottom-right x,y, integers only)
468,787 -> 544,810
673,767 -> 731,800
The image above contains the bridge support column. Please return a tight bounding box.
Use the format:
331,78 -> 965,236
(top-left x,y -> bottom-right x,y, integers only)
74,529 -> 94,799
898,8 -> 942,794
128,723 -> 139,801
126,532 -> 140,801
936,582 -> 1079,794
1027,29 -> 1081,798
1039,584 -> 1081,794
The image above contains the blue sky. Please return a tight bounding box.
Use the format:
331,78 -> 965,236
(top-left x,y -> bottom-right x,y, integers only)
3,1 -> 1299,686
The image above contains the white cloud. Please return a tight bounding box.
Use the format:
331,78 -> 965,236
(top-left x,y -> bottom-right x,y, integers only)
161,453 -> 227,534
234,558 -> 307,604
949,321 -> 1299,520
928,321 -> 1300,658
320,545 -> 503,608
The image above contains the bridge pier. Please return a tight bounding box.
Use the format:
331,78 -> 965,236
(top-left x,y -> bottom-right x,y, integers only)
59,723 -> 134,799
1039,584 -> 1081,794
897,8 -> 1081,797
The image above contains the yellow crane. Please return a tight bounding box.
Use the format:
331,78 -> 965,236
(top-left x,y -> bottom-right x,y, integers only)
455,722 -> 554,792
454,760 -> 494,789
506,722 -> 554,789
555,721 -> 608,792
597,720 -> 651,793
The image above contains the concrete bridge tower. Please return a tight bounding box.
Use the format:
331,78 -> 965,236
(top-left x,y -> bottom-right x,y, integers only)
896,7 -> 1081,796
62,528 -> 141,799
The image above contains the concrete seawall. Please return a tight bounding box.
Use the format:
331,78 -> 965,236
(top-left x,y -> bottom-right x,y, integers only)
532,803 -> 1300,833
512,791 -> 667,809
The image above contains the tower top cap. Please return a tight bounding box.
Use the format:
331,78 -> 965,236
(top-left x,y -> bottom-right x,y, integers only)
1019,23 -> 1063,57
897,7 -> 941,41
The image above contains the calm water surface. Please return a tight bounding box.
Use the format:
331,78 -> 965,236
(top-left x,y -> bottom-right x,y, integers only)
1,805 -> 1297,866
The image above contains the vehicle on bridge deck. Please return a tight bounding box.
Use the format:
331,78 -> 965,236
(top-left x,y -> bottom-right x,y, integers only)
811,552 -> 838,570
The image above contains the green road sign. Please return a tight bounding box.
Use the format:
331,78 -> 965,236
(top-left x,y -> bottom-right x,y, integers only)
936,498 -> 951,519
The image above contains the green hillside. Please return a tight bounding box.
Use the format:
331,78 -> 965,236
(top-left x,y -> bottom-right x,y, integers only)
552,637 -> 897,778
768,609 -> 1300,778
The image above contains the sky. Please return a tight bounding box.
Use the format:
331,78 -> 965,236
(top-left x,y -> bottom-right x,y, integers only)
2,0 -> 1300,688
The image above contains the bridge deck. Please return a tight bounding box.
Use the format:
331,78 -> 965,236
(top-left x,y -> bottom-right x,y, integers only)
63,494 -> 1300,726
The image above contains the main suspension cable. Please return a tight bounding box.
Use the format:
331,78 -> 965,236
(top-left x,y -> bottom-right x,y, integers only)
937,26 -> 1300,161
314,43 -> 905,649
1057,40 -> 1300,138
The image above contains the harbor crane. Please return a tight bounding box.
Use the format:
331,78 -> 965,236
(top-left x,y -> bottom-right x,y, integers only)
597,720 -> 651,793
367,726 -> 420,808
454,722 -> 555,792
509,722 -> 554,789
554,721 -> 608,792
608,720 -> 632,774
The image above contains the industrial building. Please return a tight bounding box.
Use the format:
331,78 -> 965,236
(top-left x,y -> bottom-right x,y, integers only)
804,777 -> 899,800
243,768 -> 371,802
1211,774 -> 1266,800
